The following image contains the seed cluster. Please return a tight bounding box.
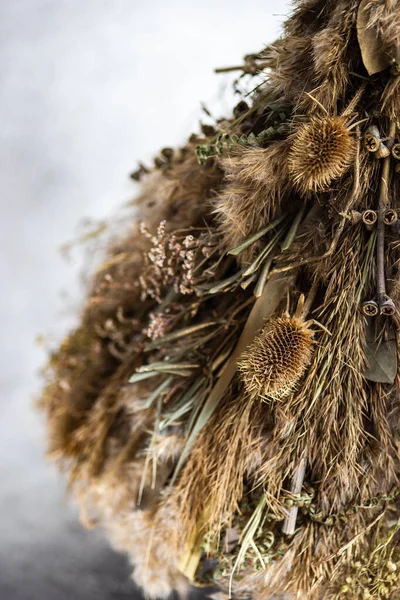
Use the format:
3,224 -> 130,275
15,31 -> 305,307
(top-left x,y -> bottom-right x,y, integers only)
238,315 -> 314,401
288,116 -> 355,194
139,221 -> 204,301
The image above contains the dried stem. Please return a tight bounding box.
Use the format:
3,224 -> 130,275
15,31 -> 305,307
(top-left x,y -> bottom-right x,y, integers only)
214,55 -> 264,75
376,121 -> 396,311
281,279 -> 319,536
341,82 -> 366,117
282,451 -> 308,536
301,277 -> 320,318
215,65 -> 250,74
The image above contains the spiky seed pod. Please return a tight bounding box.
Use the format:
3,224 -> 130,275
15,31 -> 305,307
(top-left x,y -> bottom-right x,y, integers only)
237,315 -> 314,401
288,116 -> 355,195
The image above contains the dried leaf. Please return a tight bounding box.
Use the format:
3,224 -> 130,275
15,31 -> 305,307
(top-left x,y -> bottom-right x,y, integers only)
227,213 -> 286,256
177,505 -> 211,581
357,0 -> 391,75
364,321 -> 397,384
145,322 -> 218,351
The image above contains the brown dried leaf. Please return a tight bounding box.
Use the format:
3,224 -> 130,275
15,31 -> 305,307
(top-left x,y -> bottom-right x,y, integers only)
357,0 -> 391,75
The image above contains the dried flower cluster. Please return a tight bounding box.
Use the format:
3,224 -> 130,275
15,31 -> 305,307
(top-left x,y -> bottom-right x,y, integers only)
139,221 -> 197,300
39,2 -> 400,600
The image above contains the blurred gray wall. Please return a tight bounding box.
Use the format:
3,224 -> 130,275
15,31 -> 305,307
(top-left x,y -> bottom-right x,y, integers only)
0,1 -> 289,598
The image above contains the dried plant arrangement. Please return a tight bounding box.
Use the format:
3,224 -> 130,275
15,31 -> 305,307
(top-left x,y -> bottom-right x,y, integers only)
39,1 -> 400,599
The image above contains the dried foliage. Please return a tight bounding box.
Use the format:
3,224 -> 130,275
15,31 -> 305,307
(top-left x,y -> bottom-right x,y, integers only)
39,1 -> 400,599
358,0 -> 400,75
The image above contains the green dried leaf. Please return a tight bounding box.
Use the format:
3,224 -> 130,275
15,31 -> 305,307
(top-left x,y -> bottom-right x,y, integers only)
280,205 -> 306,252
129,371 -> 159,384
228,214 -> 286,256
364,322 -> 397,384
159,398 -> 194,430
253,257 -> 273,298
364,339 -> 397,384
241,274 -> 258,290
136,362 -> 198,373
199,268 -> 246,294
142,376 -> 174,409
145,322 -> 218,351
242,226 -> 284,277
160,380 -> 205,430
130,362 -> 198,382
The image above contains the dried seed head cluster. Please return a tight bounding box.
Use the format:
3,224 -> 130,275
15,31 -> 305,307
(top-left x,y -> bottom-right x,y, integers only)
139,221 -> 213,301
288,116 -> 355,194
237,315 -> 314,401
145,311 -> 172,340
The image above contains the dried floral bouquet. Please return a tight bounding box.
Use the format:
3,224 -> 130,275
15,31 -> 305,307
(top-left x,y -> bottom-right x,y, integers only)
40,1 -> 400,599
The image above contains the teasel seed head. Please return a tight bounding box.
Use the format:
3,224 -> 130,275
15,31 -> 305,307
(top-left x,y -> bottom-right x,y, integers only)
288,116 -> 355,195
237,315 -> 314,401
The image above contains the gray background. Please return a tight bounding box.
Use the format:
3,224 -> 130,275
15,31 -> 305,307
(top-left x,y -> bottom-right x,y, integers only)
0,1 -> 289,598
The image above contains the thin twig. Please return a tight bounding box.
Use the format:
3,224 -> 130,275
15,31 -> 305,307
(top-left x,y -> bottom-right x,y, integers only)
376,121 -> 396,300
215,65 -> 250,74
301,277 -> 320,318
